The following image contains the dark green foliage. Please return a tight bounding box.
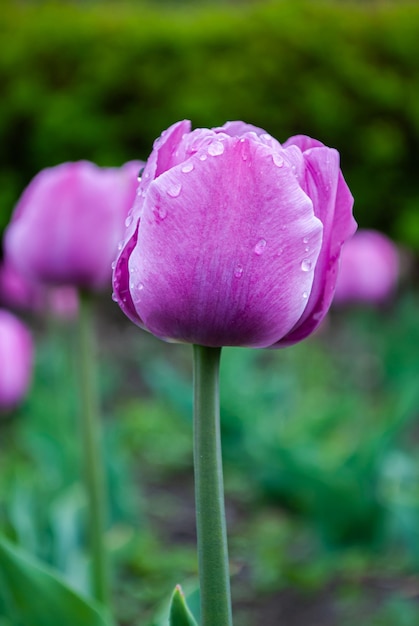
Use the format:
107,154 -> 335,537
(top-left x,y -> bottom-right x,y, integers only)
0,1 -> 419,244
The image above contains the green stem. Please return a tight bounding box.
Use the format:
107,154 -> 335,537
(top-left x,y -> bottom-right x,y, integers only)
78,293 -> 109,609
193,345 -> 233,626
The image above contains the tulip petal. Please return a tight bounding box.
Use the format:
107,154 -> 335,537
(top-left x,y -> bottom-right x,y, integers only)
277,145 -> 356,346
127,136 -> 323,347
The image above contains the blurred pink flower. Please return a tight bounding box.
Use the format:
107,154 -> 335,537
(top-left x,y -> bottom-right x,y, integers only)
0,258 -> 79,320
3,160 -> 142,292
0,309 -> 33,411
0,258 -> 44,311
113,120 -> 356,347
334,229 -> 399,304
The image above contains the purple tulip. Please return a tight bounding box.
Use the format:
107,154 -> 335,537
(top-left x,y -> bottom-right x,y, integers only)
0,258 -> 44,312
4,160 -> 142,292
334,229 -> 399,304
0,258 -> 79,319
113,121 -> 356,347
0,309 -> 33,411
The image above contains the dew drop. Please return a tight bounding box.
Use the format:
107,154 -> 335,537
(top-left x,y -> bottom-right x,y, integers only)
254,238 -> 267,255
111,261 -> 116,270
208,141 -> 224,156
272,153 -> 284,168
125,214 -> 133,228
181,162 -> 194,173
158,206 -> 167,219
302,291 -> 308,299
112,292 -> 118,302
234,264 -> 244,278
117,241 -> 123,251
167,182 -> 182,198
199,153 -> 207,161
276,247 -> 284,257
301,259 -> 312,272
303,237 -> 309,244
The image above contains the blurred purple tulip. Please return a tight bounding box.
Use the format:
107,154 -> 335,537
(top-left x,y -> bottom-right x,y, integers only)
0,258 -> 79,319
0,258 -> 44,312
113,121 -> 356,347
4,160 -> 142,292
0,309 -> 33,411
334,229 -> 399,304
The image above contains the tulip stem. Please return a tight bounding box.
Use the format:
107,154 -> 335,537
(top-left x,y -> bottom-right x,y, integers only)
78,293 -> 110,610
193,345 -> 233,626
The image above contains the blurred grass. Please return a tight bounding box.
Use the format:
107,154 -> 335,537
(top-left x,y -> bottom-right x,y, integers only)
2,288 -> 419,623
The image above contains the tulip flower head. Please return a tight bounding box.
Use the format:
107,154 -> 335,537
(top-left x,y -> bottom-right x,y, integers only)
0,309 -> 33,411
334,229 -> 399,304
4,160 -> 142,292
0,258 -> 79,319
113,121 -> 356,347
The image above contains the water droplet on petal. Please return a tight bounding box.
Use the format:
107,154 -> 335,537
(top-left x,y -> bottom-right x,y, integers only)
112,292 -> 118,302
303,237 -> 309,244
234,264 -> 244,278
254,238 -> 267,255
117,241 -> 123,251
199,153 -> 207,161
181,162 -> 194,173
125,215 -> 133,227
276,248 -> 283,257
208,141 -> 224,156
302,291 -> 308,299
111,261 -> 116,270
272,153 -> 284,167
301,259 -> 312,272
158,206 -> 167,219
167,182 -> 182,198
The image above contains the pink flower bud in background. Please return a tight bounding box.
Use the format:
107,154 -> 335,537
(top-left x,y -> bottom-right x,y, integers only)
0,258 -> 79,320
3,160 -> 143,292
113,120 -> 356,347
334,229 -> 399,304
0,309 -> 33,411
0,258 -> 44,312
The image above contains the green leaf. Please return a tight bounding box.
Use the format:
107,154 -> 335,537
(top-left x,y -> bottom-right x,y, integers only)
169,585 -> 199,626
0,535 -> 114,626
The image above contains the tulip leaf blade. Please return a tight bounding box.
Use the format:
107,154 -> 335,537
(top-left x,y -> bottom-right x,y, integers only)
169,585 -> 199,626
0,535 -> 113,626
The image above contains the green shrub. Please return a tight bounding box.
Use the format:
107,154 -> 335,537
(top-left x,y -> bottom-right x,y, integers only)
1,1 -> 419,248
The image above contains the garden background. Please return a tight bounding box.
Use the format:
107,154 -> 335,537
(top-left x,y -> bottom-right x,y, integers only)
2,1 -> 419,624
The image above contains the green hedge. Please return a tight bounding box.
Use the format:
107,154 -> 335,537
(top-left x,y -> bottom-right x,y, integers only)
1,1 -> 419,249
